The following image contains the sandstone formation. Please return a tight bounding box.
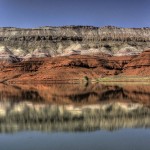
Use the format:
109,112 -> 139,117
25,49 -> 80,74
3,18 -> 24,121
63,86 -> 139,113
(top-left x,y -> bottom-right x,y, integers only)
123,50 -> 150,75
0,26 -> 150,58
0,26 -> 149,82
0,50 -> 149,83
0,46 -> 20,63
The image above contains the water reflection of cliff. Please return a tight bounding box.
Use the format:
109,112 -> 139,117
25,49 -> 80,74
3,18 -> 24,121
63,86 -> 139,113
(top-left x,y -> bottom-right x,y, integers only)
0,83 -> 150,105
0,83 -> 150,133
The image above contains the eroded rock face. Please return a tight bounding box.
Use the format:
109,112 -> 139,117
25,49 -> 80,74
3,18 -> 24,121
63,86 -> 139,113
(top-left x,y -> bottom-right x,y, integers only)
0,26 -> 150,58
123,50 -> 150,75
0,46 -> 20,66
0,50 -> 149,83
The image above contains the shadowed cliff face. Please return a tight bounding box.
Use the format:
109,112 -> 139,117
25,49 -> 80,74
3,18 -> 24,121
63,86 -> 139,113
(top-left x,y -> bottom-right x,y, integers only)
0,83 -> 150,133
0,26 -> 150,58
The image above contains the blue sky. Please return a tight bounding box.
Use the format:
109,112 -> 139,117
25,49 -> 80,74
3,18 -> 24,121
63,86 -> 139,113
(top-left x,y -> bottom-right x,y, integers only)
0,0 -> 149,28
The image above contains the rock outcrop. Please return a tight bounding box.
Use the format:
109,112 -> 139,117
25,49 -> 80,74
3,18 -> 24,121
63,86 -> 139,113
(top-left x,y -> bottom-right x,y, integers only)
0,26 -> 150,58
0,25 -> 149,82
0,46 -> 20,63
0,50 -> 149,83
123,50 -> 150,75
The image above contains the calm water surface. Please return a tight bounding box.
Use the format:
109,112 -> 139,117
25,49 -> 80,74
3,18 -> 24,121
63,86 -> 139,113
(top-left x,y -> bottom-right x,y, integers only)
0,83 -> 150,150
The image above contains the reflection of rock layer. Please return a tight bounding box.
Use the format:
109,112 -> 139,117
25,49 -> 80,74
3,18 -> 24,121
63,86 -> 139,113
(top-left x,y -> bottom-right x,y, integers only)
0,83 -> 150,133
0,84 -> 150,106
0,102 -> 150,133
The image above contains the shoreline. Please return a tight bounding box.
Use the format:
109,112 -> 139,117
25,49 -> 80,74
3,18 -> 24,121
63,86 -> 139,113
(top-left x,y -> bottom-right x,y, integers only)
3,76 -> 150,85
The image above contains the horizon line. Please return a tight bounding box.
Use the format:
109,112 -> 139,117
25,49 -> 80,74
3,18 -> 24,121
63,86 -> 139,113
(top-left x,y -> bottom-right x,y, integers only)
0,25 -> 150,29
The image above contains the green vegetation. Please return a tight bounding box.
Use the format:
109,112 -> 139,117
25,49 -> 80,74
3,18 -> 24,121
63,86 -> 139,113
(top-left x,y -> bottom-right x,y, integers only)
83,76 -> 90,83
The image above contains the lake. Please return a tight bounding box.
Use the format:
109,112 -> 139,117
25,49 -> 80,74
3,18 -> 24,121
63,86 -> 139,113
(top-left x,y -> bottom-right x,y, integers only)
0,83 -> 150,150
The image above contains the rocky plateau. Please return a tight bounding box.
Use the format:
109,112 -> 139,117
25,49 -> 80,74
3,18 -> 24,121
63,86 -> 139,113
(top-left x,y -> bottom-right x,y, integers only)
0,26 -> 150,82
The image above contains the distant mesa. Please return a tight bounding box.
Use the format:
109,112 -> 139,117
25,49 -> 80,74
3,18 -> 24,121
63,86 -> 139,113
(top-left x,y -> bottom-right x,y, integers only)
0,26 -> 149,81
0,25 -> 149,59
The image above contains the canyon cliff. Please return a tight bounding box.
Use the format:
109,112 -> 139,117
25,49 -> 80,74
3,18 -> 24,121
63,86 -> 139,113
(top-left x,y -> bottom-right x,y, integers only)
0,26 -> 150,59
0,50 -> 149,83
0,26 -> 149,82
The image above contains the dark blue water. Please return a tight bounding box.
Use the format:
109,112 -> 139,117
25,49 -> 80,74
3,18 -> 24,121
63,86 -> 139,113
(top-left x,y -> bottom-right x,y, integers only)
0,129 -> 150,150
